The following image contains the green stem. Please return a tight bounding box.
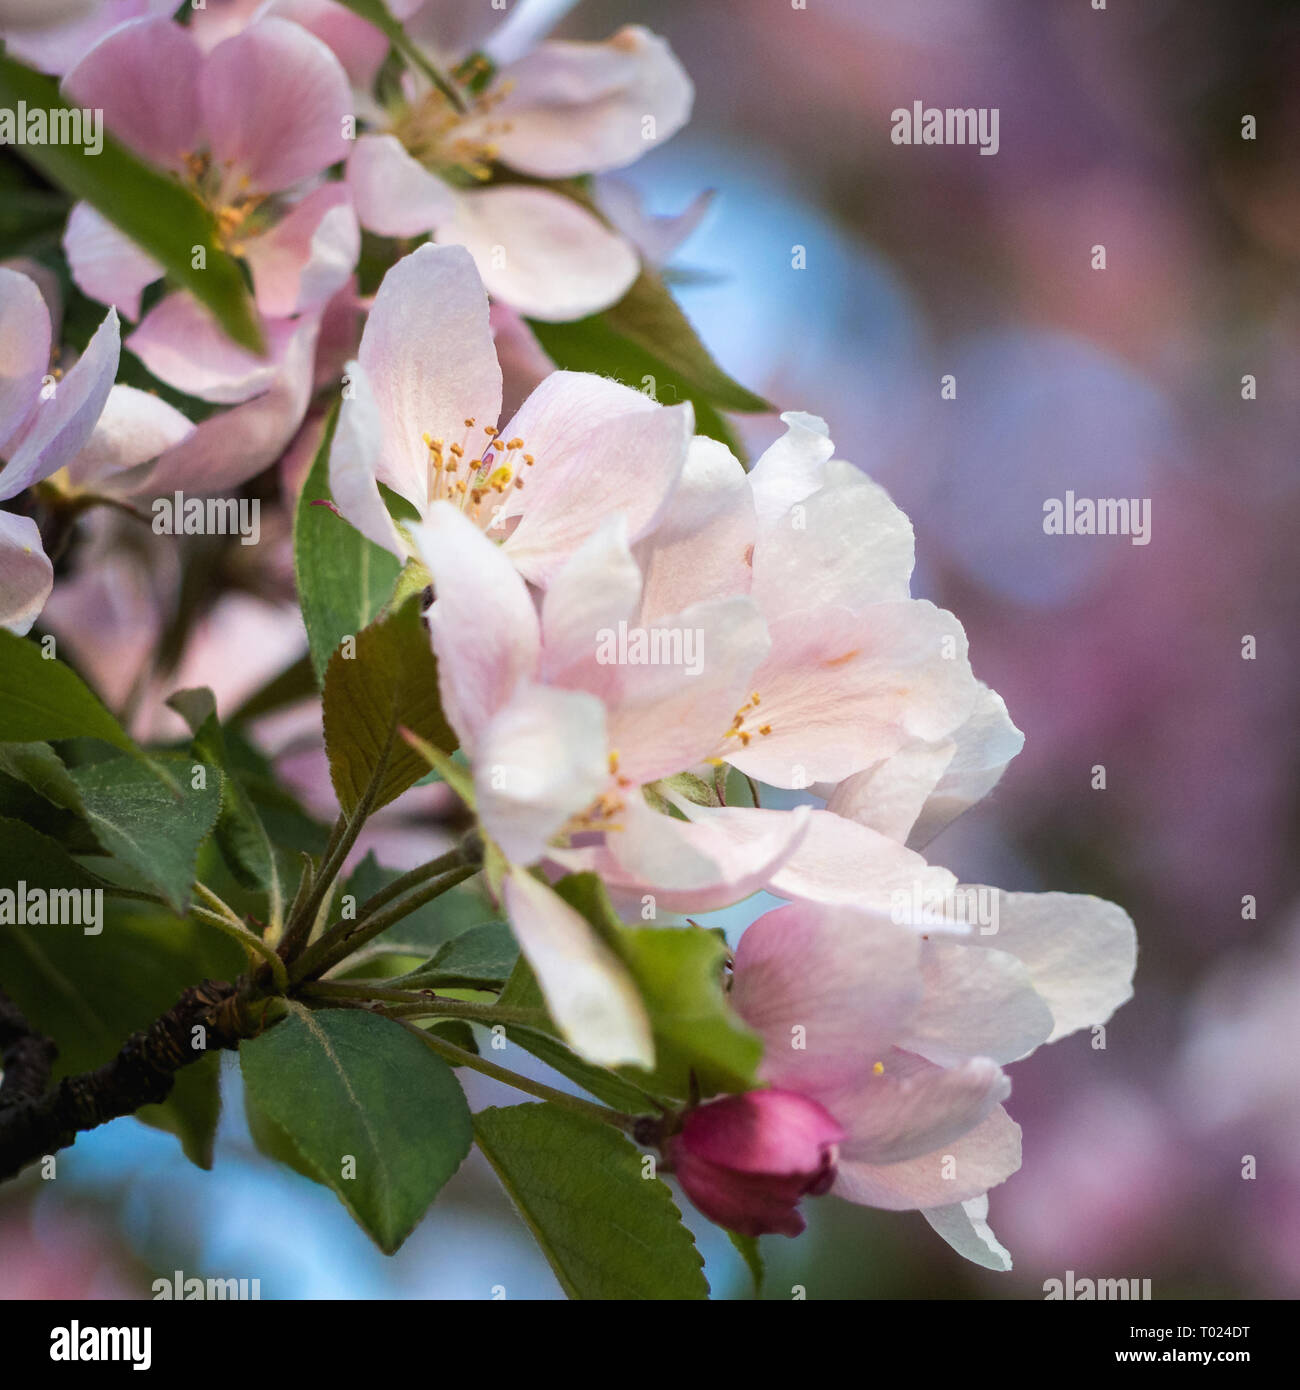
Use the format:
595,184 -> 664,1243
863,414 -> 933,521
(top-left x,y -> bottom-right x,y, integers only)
281,728 -> 394,962
299,980 -> 545,1027
191,906 -> 289,993
392,1017 -> 638,1132
355,850 -> 464,920
289,860 -> 473,984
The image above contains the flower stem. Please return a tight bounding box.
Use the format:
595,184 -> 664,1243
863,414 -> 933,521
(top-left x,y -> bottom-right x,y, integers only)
298,979 -> 545,1027
289,858 -> 473,984
280,728 -> 394,962
392,1017 -> 640,1133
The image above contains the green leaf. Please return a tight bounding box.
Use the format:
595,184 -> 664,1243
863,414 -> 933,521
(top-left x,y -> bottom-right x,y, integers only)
294,405 -> 403,684
0,741 -> 84,811
240,1006 -> 472,1253
243,1085 -> 319,1182
0,902 -> 243,1076
410,921 -> 517,990
528,269 -> 770,456
474,1103 -> 708,1300
0,55 -> 262,352
68,751 -> 222,914
0,186 -> 68,258
506,1018 -> 662,1114
333,0 -> 466,110
553,874 -> 762,1099
137,1050 -> 223,1170
321,596 -> 457,815
728,1230 -> 765,1296
0,631 -> 138,756
0,816 -> 110,896
602,270 -> 771,413
167,689 -> 280,911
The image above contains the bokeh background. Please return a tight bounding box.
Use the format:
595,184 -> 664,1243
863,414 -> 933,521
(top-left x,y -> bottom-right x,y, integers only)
4,0 -> 1299,1299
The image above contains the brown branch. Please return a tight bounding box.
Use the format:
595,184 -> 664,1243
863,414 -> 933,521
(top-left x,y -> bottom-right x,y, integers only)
0,986 -> 57,1107
0,979 -> 257,1182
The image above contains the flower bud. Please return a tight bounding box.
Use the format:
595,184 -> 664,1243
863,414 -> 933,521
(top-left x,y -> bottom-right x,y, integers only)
665,1089 -> 845,1237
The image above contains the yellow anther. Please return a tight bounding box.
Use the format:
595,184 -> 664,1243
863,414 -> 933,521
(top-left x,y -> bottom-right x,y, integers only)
872,1061 -> 884,1076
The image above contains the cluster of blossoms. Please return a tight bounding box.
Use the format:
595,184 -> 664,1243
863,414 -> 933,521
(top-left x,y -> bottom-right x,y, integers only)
327,240 -> 1137,1265
0,0 -> 1136,1271
1,0 -> 694,625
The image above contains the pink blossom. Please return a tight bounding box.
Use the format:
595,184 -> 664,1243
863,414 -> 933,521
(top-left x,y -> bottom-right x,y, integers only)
717,893 -> 1135,1263
344,21 -> 692,319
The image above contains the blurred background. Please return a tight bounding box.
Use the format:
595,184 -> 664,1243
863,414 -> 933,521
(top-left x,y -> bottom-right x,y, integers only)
4,0 -> 1299,1299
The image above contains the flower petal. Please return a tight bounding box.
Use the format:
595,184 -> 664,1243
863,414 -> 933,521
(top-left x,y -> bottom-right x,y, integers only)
475,683 -> 608,867
243,183 -> 359,318
963,890 -> 1138,1042
908,685 -> 1025,848
0,307 -> 118,501
711,804 -> 959,912
503,867 -> 653,1068
899,940 -> 1054,1067
593,796 -> 811,915
833,1052 -> 1011,1167
200,17 -> 352,194
634,434 -> 755,621
747,411 -> 834,531
62,202 -> 161,322
497,371 -> 691,586
408,501 -> 539,751
4,0 -> 171,74
731,900 -> 923,1098
356,242 -> 502,512
261,0 -> 391,90
922,1194 -> 1013,1271
327,359 -> 404,556
0,511 -> 53,635
128,292 -> 291,404
540,514 -> 643,683
142,311 -> 321,494
438,184 -> 639,322
0,265 -> 51,453
597,595 -> 770,787
833,1102 -> 1022,1211
824,738 -> 957,845
751,458 -> 915,622
474,26 -> 692,178
347,132 -> 458,238
730,600 -> 978,787
66,383 -> 195,488
62,16 -> 202,173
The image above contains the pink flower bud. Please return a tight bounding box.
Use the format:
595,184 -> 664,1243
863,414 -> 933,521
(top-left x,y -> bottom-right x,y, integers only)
665,1090 -> 845,1237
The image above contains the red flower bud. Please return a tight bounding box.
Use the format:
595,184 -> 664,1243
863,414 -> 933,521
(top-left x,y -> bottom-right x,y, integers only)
665,1089 -> 845,1237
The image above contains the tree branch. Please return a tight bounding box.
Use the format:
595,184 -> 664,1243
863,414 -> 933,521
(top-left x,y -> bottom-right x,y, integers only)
0,985 -> 57,1107
0,978 -> 257,1182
